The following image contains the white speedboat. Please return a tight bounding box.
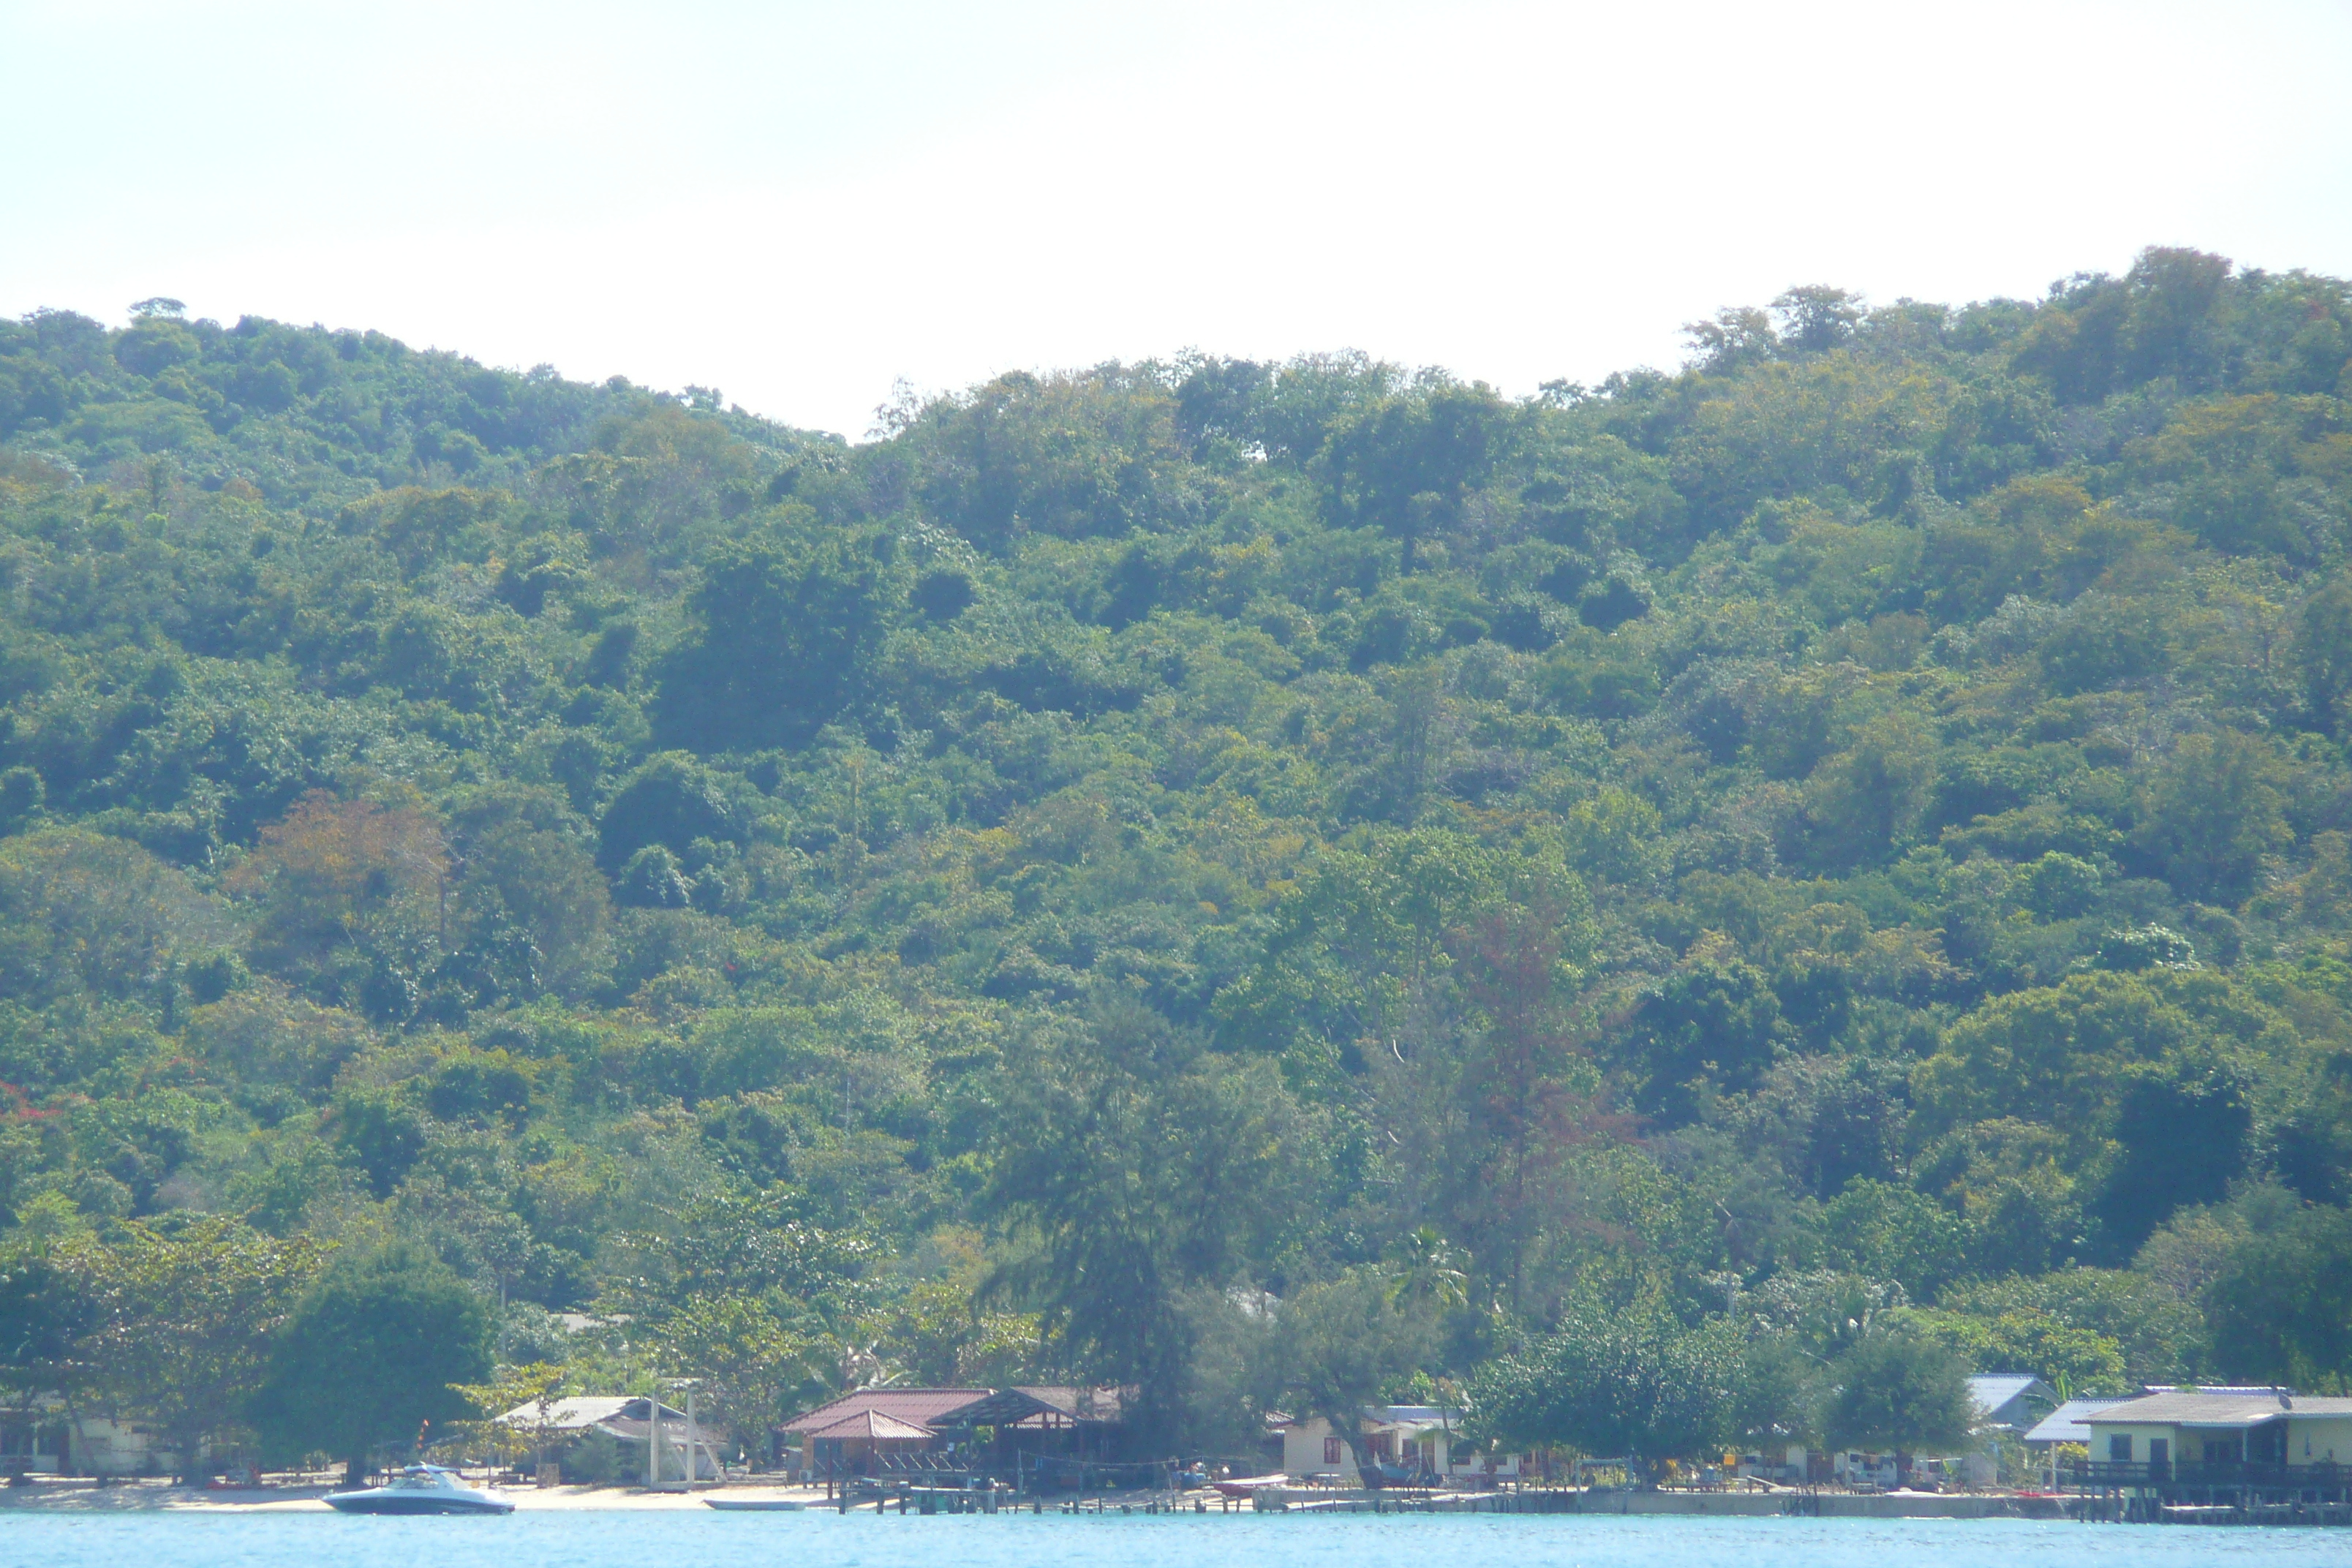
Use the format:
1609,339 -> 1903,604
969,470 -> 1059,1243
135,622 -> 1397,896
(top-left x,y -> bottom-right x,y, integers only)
325,1463 -> 516,1515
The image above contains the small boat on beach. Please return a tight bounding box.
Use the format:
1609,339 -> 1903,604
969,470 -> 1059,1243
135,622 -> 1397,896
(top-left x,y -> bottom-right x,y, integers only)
706,1497 -> 807,1510
324,1463 -> 516,1515
1212,1474 -> 1289,1498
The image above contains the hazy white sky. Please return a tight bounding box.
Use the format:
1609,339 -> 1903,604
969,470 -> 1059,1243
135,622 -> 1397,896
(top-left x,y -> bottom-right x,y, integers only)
5,1 -> 2350,438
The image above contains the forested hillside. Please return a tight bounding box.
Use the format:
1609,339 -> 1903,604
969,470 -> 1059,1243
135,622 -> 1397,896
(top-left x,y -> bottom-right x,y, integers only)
5,249 -> 2352,1465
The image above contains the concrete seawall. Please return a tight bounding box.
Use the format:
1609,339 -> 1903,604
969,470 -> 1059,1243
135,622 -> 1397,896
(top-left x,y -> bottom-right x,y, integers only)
1266,1488 -> 2077,1520
1590,1489 -> 2074,1520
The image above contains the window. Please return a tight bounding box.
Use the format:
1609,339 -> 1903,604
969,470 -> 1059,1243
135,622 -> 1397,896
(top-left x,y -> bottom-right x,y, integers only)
2149,1439 -> 2168,1471
2109,1435 -> 2132,1463
1324,1436 -> 1342,1465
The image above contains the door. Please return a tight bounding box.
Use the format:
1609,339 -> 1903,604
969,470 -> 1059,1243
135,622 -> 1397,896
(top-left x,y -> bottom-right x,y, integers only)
2248,1424 -> 2285,1467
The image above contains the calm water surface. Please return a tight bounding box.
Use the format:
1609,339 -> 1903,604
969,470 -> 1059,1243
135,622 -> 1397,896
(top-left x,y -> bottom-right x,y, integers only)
4,1509 -> 2347,1568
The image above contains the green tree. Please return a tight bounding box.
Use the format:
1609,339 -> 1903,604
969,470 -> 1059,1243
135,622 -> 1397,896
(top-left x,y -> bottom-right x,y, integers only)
2133,731 -> 2291,903
448,1360 -> 566,1470
1562,786 -> 1666,885
649,1295 -> 823,1450
1274,1268 -> 1436,1448
1774,286 -> 1864,354
1820,1329 -> 1975,1463
1684,306 -> 1779,374
2295,580 -> 2352,734
444,784 -> 611,1001
0,828 -> 230,1006
1939,1270 -> 2206,1387
1469,1302 -> 1739,1480
1214,827 -> 1507,1060
650,532 -> 889,753
2086,1058 -> 2251,1260
1890,1303 -> 2125,1395
80,1218 -> 323,1479
1319,382 -> 1511,570
1618,944 -> 1787,1126
595,753 -> 740,870
2208,1203 -> 2352,1392
1805,711 -> 1937,868
249,1243 -> 492,1484
1814,1181 -> 1969,1300
0,1235 -> 99,1419
982,994 -> 1318,1447
1912,972 -> 2201,1144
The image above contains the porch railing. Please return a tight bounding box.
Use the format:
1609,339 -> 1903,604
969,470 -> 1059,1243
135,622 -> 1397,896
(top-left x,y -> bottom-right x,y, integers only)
2062,1459 -> 2349,1490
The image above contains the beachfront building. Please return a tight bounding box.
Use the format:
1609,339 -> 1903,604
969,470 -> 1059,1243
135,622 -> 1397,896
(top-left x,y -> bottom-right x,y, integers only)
0,1405 -> 65,1476
0,1396 -> 192,1477
1952,1373 -> 2059,1485
1744,1373 -> 2056,1490
2076,1387 -> 2352,1504
494,1395 -> 722,1484
2022,1395 -> 2136,1487
774,1386 -> 1124,1485
1970,1373 -> 2057,1434
1732,1442 -> 1820,1484
1273,1406 -> 1523,1485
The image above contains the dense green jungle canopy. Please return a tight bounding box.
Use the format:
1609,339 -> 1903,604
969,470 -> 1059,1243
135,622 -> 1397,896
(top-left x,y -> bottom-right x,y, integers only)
4,249 -> 2352,1466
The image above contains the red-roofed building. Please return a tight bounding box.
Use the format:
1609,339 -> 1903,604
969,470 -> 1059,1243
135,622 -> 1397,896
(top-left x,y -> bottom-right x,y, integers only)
775,1387 -> 1126,1482
780,1387 -> 999,1439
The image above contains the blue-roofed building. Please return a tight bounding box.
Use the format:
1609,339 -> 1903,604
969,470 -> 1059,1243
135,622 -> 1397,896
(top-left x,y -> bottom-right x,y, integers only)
2022,1396 -> 2136,1488
2024,1395 -> 2136,1447
1969,1373 -> 2058,1434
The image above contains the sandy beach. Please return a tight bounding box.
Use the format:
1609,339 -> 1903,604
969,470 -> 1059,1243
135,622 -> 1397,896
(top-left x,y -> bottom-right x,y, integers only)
1,1480 -> 838,1512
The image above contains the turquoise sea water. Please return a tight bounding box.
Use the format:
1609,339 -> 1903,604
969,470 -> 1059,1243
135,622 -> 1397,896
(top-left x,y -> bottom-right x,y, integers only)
4,1509 -> 2348,1567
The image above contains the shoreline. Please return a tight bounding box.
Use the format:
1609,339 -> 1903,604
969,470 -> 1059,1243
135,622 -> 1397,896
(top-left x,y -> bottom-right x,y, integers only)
0,1480 -> 2076,1520
0,1479 -> 837,1512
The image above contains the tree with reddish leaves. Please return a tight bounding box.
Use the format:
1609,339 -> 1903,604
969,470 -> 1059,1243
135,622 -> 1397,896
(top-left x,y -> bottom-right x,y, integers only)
227,789 -> 449,1017
1437,898 -> 1621,1318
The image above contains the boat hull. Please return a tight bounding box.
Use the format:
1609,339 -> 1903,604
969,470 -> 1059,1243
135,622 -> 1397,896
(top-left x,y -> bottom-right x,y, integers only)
1213,1474 -> 1289,1498
325,1492 -> 516,1515
706,1499 -> 807,1511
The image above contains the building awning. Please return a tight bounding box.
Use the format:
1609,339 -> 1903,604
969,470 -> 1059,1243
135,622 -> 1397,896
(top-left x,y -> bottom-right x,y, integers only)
2023,1398 -> 2133,1444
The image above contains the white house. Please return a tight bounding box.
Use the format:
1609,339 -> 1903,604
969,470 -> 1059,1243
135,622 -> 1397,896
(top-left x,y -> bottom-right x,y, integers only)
0,1396 -> 189,1477
1273,1406 -> 1525,1484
